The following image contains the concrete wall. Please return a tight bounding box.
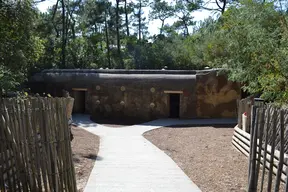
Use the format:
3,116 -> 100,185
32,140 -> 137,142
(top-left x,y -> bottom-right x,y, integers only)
30,70 -> 241,120
86,85 -> 166,121
85,79 -> 197,121
196,71 -> 241,118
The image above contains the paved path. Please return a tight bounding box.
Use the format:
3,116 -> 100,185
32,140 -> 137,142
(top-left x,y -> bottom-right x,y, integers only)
73,114 -> 236,192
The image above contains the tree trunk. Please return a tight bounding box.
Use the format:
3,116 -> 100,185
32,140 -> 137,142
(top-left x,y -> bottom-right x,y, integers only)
221,0 -> 226,14
124,0 -> 129,36
52,0 -> 60,37
54,24 -> 60,37
215,0 -> 227,14
160,19 -> 165,34
61,0 -> 66,68
66,11 -> 78,67
104,10 -> 111,68
183,20 -> 189,36
71,22 -> 76,39
67,8 -> 76,39
115,0 -> 123,68
138,0 -> 142,40
65,12 -> 69,41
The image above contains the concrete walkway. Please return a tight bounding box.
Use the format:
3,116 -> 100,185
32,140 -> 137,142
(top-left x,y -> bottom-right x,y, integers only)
73,114 -> 236,192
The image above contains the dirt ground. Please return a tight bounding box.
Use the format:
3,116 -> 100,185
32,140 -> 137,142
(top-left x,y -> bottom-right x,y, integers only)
144,126 -> 248,192
71,126 -> 99,192
143,126 -> 286,192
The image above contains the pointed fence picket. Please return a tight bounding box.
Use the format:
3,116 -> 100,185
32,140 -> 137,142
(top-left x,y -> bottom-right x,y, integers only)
233,98 -> 288,191
0,97 -> 76,192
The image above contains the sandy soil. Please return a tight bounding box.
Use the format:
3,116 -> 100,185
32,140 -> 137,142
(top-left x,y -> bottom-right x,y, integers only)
144,126 -> 286,192
71,126 -> 99,192
144,126 -> 248,192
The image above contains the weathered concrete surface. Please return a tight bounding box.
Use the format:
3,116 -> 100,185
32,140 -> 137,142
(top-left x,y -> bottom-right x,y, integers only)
73,114 -> 237,192
85,76 -> 197,121
30,69 -> 241,120
196,71 -> 241,118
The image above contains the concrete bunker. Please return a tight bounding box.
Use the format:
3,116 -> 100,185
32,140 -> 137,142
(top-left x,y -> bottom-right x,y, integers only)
30,69 -> 241,121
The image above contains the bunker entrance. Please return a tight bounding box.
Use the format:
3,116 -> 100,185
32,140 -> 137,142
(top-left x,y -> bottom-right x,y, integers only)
169,94 -> 180,118
72,90 -> 86,113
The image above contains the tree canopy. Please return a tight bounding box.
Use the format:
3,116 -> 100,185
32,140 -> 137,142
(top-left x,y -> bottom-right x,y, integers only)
1,0 -> 288,103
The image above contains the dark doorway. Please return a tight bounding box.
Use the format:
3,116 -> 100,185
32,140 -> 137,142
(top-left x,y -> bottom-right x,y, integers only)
169,94 -> 180,118
72,91 -> 86,113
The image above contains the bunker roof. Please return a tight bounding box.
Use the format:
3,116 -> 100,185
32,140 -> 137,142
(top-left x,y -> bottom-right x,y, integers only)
40,69 -> 218,74
30,69 -> 219,87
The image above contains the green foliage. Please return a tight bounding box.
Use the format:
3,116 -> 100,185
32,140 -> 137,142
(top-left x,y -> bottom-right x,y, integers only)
192,0 -> 288,103
3,0 -> 288,104
149,0 -> 174,34
0,0 -> 45,92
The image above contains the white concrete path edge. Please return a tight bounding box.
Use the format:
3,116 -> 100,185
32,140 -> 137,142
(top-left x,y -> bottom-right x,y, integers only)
73,114 -> 236,192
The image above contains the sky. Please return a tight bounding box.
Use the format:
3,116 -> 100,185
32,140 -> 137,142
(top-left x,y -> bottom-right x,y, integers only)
36,0 -> 219,35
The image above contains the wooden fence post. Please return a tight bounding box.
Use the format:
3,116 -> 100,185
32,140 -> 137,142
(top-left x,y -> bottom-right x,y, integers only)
260,106 -> 271,192
267,109 -> 278,191
247,100 -> 252,133
274,110 -> 285,191
255,108 -> 265,189
0,97 -> 77,191
234,101 -> 288,191
248,106 -> 259,192
238,99 -> 243,129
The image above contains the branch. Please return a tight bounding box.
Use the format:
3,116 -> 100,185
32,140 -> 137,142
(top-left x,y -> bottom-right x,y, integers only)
33,0 -> 45,3
52,0 -> 60,20
215,0 -> 223,10
186,0 -> 221,13
66,0 -> 74,21
222,0 -> 226,14
51,0 -> 60,37
202,0 -> 215,7
200,6 -> 221,12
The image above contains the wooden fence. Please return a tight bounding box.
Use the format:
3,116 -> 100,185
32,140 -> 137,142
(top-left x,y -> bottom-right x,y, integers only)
233,99 -> 288,191
0,97 -> 77,192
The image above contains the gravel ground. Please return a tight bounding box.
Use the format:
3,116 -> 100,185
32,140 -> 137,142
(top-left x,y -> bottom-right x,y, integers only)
143,126 -> 248,192
71,126 -> 99,192
143,126 -> 286,192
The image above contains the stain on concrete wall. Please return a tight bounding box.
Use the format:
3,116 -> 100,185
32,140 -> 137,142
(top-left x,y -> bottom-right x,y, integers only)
196,71 -> 241,118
